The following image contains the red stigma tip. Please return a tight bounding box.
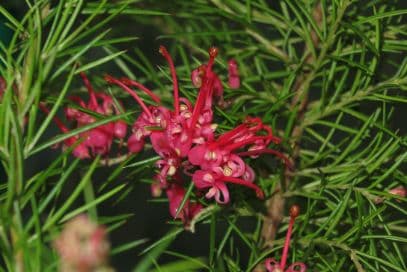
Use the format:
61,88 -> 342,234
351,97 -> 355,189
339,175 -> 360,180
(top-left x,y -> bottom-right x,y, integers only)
290,205 -> 300,218
209,47 -> 218,57
256,190 -> 265,199
104,74 -> 114,83
159,45 -> 167,56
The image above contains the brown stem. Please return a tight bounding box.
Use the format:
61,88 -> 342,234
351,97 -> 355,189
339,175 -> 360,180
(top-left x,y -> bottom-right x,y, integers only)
262,1 -> 323,247
255,4 -> 324,271
256,0 -> 352,268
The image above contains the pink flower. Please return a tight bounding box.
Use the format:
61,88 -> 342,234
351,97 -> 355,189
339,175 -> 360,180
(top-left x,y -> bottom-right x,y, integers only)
107,45 -> 289,222
54,215 -> 111,272
42,72 -> 128,158
64,73 -> 128,157
389,186 -> 407,198
40,103 -> 90,159
104,75 -> 169,155
265,205 -> 306,272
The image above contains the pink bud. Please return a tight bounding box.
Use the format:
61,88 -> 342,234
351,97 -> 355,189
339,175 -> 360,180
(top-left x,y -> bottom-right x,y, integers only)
213,75 -> 224,98
71,143 -> 91,159
128,133 -> 145,153
389,186 -> 406,198
0,77 -> 6,100
114,121 -> 127,139
85,129 -> 111,156
151,182 -> 162,197
375,186 -> 407,204
228,59 -> 240,89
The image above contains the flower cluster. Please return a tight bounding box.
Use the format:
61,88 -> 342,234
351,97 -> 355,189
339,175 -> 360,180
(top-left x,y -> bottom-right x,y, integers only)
265,205 -> 306,272
54,215 -> 113,272
104,46 -> 290,225
41,72 -> 127,159
42,45 -> 288,226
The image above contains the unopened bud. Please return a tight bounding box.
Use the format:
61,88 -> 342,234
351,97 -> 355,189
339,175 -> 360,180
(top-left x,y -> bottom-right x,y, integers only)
290,205 -> 300,218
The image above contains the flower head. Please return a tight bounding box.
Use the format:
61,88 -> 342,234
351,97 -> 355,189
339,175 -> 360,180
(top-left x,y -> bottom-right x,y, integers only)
43,73 -> 127,159
39,103 -> 90,159
106,45 -> 289,225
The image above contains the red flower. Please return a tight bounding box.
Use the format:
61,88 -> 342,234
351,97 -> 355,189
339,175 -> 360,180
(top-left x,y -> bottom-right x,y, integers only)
39,103 -> 90,159
42,73 -> 127,158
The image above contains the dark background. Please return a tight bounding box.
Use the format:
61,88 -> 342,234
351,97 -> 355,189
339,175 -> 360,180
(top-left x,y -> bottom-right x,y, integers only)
1,1 -> 405,271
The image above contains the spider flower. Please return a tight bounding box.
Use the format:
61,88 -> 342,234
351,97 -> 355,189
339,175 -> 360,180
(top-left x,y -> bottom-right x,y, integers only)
106,46 -> 289,224
39,103 -> 90,159
43,73 -> 127,159
106,46 -> 222,160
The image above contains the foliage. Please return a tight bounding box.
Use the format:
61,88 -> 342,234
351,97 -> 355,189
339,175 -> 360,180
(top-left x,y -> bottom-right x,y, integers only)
0,0 -> 406,271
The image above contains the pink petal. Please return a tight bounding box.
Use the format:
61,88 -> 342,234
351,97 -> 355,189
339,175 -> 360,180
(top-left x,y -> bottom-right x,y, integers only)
212,75 -> 224,99
191,66 -> 203,88
227,154 -> 246,177
166,185 -> 186,219
242,165 -> 255,182
85,129 -> 110,149
192,170 -> 214,189
114,121 -> 127,139
127,134 -> 145,153
286,262 -> 307,272
150,131 -> 172,156
265,258 -> 280,272
389,186 -> 406,198
214,182 -> 230,204
188,145 -> 207,166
